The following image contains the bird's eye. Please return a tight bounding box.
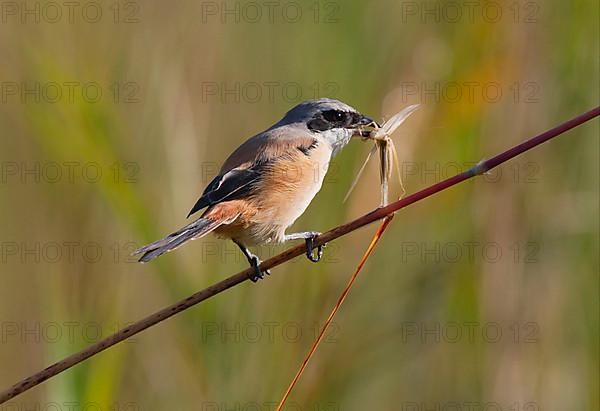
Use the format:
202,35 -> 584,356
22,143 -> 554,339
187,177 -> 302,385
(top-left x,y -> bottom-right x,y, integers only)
322,110 -> 347,123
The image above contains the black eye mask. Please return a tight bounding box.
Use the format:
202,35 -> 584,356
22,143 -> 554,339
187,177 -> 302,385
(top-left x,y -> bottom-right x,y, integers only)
307,110 -> 353,131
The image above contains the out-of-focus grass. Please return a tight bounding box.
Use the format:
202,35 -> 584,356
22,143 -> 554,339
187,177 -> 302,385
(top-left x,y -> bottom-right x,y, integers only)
0,0 -> 598,409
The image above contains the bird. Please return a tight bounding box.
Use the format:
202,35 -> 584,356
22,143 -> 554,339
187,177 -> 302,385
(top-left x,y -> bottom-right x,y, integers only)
132,98 -> 376,281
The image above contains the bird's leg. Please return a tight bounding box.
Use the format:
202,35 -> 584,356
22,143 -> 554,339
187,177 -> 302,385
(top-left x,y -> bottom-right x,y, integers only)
233,240 -> 270,282
284,231 -> 325,263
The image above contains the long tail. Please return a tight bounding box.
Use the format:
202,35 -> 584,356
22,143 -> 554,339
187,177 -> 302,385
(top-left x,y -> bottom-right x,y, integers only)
132,217 -> 223,263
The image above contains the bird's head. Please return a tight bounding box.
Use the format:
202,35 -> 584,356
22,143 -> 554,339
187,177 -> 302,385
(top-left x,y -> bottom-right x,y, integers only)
276,98 -> 377,155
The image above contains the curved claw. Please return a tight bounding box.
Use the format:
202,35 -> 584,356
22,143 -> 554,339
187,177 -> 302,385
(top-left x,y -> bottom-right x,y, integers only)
305,235 -> 326,263
248,256 -> 270,283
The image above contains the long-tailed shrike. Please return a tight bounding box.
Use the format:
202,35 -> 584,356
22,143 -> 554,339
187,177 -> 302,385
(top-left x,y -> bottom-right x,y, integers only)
133,98 -> 375,281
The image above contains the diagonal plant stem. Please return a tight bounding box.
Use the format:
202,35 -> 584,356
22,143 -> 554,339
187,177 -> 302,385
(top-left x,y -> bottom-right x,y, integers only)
276,215 -> 395,410
0,106 -> 598,404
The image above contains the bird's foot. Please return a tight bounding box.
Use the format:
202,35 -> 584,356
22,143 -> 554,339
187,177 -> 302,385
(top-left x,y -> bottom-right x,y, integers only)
234,239 -> 271,282
284,231 -> 326,263
248,255 -> 271,282
304,232 -> 325,263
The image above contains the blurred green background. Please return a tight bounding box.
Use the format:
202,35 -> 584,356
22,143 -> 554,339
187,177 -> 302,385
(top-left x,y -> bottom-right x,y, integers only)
0,0 -> 598,410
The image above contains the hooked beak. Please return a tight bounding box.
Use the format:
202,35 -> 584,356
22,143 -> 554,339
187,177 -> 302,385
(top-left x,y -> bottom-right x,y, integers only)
351,114 -> 379,137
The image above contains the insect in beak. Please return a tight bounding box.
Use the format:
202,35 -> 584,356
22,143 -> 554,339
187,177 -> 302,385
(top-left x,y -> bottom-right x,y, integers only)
352,115 -> 380,137
346,104 -> 421,207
